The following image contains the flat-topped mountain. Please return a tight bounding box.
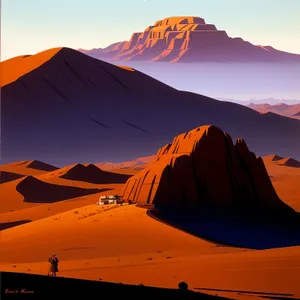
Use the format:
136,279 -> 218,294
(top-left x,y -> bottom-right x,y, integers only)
80,16 -> 300,63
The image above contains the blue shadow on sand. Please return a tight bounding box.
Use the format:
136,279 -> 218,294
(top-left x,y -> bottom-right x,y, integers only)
148,209 -> 300,250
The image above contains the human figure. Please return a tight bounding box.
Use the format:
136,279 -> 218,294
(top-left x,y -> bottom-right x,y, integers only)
47,253 -> 59,277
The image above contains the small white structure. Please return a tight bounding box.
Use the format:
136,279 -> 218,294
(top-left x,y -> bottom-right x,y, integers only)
96,195 -> 122,205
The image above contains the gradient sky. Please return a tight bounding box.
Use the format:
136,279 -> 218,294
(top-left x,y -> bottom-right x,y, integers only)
2,0 -> 300,61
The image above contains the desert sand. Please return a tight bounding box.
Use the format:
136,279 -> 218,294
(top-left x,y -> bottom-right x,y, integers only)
0,160 -> 125,216
0,48 -> 62,87
1,137 -> 300,299
262,155 -> 300,212
0,205 -> 300,299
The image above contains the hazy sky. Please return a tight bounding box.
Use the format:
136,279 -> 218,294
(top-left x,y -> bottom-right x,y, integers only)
2,0 -> 300,61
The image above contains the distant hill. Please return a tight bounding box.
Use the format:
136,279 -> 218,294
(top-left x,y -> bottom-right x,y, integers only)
248,103 -> 300,120
1,47 -> 300,166
45,163 -> 131,184
0,160 -> 58,176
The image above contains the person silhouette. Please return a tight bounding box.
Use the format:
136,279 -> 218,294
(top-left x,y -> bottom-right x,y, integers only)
47,253 -> 59,277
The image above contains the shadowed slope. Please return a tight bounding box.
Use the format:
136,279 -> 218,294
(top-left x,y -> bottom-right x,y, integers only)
0,220 -> 32,231
0,171 -> 24,184
0,160 -> 58,176
48,163 -> 132,184
2,47 -> 300,166
276,158 -> 300,168
16,176 -> 105,203
0,48 -> 63,87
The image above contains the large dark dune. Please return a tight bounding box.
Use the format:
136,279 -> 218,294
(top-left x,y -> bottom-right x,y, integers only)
16,176 -> 107,203
1,47 -> 300,166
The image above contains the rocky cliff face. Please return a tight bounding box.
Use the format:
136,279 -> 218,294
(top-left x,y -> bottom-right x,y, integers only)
122,125 -> 294,214
83,16 -> 300,62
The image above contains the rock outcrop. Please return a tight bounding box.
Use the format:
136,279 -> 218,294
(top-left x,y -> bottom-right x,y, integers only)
122,125 -> 294,214
81,16 -> 300,62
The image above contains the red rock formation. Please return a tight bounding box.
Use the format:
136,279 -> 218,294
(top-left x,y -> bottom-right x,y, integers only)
83,16 -> 300,63
122,125 -> 293,214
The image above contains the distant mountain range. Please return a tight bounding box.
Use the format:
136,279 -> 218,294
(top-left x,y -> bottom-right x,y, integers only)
247,103 -> 300,120
217,98 -> 300,106
79,16 -> 300,63
1,47 -> 300,166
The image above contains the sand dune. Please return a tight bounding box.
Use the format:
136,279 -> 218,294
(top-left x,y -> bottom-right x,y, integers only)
0,175 -> 117,214
263,154 -> 284,163
2,47 -> 300,166
0,184 -> 124,224
0,159 -> 130,215
43,163 -> 131,184
15,175 -> 104,203
0,171 -> 24,184
0,48 -> 62,87
263,156 -> 300,212
0,177 -> 36,214
275,158 -> 300,168
0,160 -> 58,176
0,204 -> 246,263
1,154 -> 299,297
0,205 -> 299,298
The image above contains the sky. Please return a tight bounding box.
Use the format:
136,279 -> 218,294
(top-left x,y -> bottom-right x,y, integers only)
1,0 -> 300,61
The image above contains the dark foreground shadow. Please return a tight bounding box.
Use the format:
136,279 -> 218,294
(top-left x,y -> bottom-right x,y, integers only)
194,288 -> 299,300
0,272 -> 230,300
148,209 -> 300,250
0,220 -> 32,231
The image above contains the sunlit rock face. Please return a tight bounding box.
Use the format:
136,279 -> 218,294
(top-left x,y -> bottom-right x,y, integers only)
88,16 -> 300,63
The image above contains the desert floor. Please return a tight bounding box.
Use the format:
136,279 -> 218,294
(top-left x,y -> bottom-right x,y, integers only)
1,159 -> 300,300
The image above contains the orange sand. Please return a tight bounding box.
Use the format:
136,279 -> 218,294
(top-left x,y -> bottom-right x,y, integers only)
1,155 -> 299,299
0,160 -> 57,176
263,158 -> 300,212
0,205 -> 299,299
0,48 -> 63,87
